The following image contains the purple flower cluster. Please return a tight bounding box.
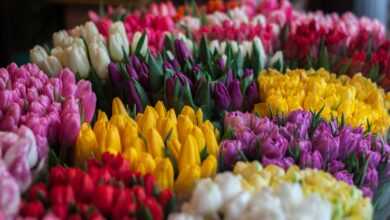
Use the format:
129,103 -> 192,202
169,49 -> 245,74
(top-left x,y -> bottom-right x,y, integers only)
0,126 -> 37,219
0,63 -> 97,159
222,110 -> 390,197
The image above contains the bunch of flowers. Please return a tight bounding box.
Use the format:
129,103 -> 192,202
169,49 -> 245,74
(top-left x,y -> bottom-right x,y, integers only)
18,153 -> 176,219
169,161 -> 372,220
0,126 -> 38,219
75,98 -> 219,197
0,63 -> 96,159
254,68 -> 390,133
221,110 -> 390,197
108,37 -> 269,121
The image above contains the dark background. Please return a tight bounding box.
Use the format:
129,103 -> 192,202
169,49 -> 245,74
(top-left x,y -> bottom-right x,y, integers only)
0,0 -> 386,67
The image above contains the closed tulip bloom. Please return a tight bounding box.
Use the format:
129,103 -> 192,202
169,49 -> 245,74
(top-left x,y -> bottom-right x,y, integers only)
155,101 -> 167,118
177,115 -> 194,144
154,158 -> 174,190
104,123 -> 122,155
112,97 -> 128,116
201,123 -> 219,156
88,38 -> 110,80
66,39 -> 91,78
123,147 -> 139,170
30,46 -> 62,76
136,152 -> 156,175
192,126 -> 206,152
214,82 -> 231,110
159,117 -> 178,141
179,135 -> 200,171
138,106 -> 158,134
30,45 -> 48,67
181,106 -> 196,124
174,164 -> 201,197
75,80 -> 97,122
201,155 -> 217,178
167,138 -> 181,161
131,32 -> 148,56
75,123 -> 98,166
228,79 -> 243,110
53,30 -> 74,48
108,21 -> 129,62
146,128 -> 164,158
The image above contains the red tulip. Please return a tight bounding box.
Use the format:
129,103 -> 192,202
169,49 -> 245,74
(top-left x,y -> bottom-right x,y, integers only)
28,183 -> 47,201
20,200 -> 45,218
93,184 -> 114,215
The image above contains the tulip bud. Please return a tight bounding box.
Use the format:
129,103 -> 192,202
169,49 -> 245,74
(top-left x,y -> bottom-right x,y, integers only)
179,135 -> 200,171
123,147 -> 139,170
201,122 -> 219,156
181,106 -> 196,123
88,38 -> 110,80
253,37 -> 267,72
177,115 -> 194,144
245,82 -> 260,111
159,117 -> 177,141
196,109 -> 203,125
131,32 -> 148,57
53,30 -> 74,48
192,126 -> 206,152
112,97 -> 128,116
66,39 -> 91,78
51,47 -> 68,67
146,128 -> 164,158
228,79 -> 243,110
174,164 -> 201,197
269,51 -> 284,71
154,158 -> 174,189
209,40 -> 220,54
30,45 -> 48,66
138,106 -> 158,134
104,123 -> 122,155
155,101 -> 167,118
167,138 -> 181,161
108,21 -> 129,62
81,21 -> 100,43
75,123 -> 98,166
214,82 -> 231,110
136,152 -> 156,175
201,155 -> 217,178
175,39 -> 192,64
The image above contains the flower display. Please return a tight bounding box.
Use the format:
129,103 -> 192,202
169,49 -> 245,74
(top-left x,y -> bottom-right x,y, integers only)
18,153 -> 176,220
254,68 -> 390,133
222,110 -> 390,197
169,162 -> 372,220
75,98 -> 219,196
0,63 -> 96,159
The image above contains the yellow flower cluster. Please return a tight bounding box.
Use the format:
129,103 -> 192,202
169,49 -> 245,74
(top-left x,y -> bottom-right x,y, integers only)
254,68 -> 390,133
75,98 -> 219,196
234,161 -> 373,220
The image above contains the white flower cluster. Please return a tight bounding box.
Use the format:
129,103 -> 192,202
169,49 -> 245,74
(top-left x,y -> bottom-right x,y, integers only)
168,172 -> 332,220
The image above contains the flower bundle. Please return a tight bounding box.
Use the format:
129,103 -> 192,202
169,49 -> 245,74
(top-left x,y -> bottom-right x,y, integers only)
0,126 -> 38,219
0,63 -> 96,159
18,153 -> 175,220
75,98 -> 219,196
169,161 -> 372,220
221,110 -> 390,197
254,68 -> 390,133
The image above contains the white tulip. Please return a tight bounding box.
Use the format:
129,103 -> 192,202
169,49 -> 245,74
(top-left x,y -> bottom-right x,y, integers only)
88,38 -> 110,80
253,37 -> 267,69
269,51 -> 284,68
109,21 -> 129,61
241,189 -> 285,220
82,21 -> 100,43
252,14 -> 266,26
209,40 -> 220,54
66,39 -> 90,78
274,183 -> 304,213
30,45 -> 48,66
289,194 -> 332,220
240,41 -> 252,57
131,32 -> 148,56
41,56 -> 62,76
189,178 -> 223,215
217,41 -> 227,55
53,30 -> 73,48
168,213 -> 203,220
214,172 -> 243,202
223,191 -> 251,220
229,41 -> 239,54
178,16 -> 201,31
51,47 -> 68,67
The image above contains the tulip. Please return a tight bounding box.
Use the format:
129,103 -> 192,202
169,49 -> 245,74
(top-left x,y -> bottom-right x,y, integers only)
201,155 -> 217,178
192,126 -> 206,152
112,97 -> 128,116
66,39 -> 91,78
75,123 -> 98,166
154,158 -> 174,190
214,82 -> 231,110
174,164 -> 201,197
177,115 -> 194,144
228,79 -> 243,110
138,106 -> 158,134
136,152 -> 156,175
108,21 -> 129,62
30,45 -> 48,67
131,32 -> 148,57
201,122 -> 219,156
88,38 -> 110,80
30,46 -> 62,76
253,37 -> 267,70
123,147 -> 139,170
104,123 -> 122,155
178,135 -> 200,171
146,128 -> 164,158
53,30 -> 74,48
174,39 -> 192,64
0,163 -> 21,219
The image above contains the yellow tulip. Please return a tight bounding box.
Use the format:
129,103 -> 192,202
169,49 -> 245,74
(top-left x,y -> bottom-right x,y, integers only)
166,137 -> 181,160
192,126 -> 205,152
112,97 -> 128,115
121,121 -> 140,150
177,115 -> 194,144
123,147 -> 139,170
196,109 -> 203,125
146,128 -> 164,158
166,109 -> 177,124
96,110 -> 108,122
75,123 -> 98,165
174,164 -> 201,197
200,122 -> 219,156
93,119 -> 107,152
201,155 -> 217,178
138,106 -> 158,134
178,134 -> 200,171
105,123 -> 122,155
136,152 -> 156,175
159,117 -> 177,141
154,158 -> 174,189
110,114 -> 132,136
155,101 -> 167,118
181,105 -> 196,123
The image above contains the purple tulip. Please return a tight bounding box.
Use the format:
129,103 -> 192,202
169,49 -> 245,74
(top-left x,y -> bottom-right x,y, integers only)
328,160 -> 345,173
58,98 -> 81,148
334,170 -> 354,185
364,168 -> 379,189
365,150 -> 381,168
109,63 -> 123,88
225,70 -> 233,85
361,187 -> 373,198
75,80 -> 97,123
338,126 -> 362,158
221,140 -> 242,169
127,80 -> 144,112
175,39 -> 192,64
261,129 -> 288,159
245,82 -> 259,111
244,69 -> 254,78
312,124 -> 340,160
126,64 -> 139,80
236,130 -> 257,155
214,82 -> 231,109
224,111 -> 252,133
228,80 -> 243,110
60,69 -> 77,98
0,163 -> 20,220
299,150 -> 323,169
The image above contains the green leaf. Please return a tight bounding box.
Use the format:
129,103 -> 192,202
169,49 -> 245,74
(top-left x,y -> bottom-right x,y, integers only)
137,206 -> 153,220
135,32 -> 147,57
241,75 -> 254,94
318,39 -> 330,70
164,144 -> 179,178
368,64 -> 380,82
222,127 -> 235,140
183,82 -> 196,108
147,54 -> 164,91
133,79 -> 150,108
200,147 -> 209,161
218,151 -> 225,172
199,36 -> 211,72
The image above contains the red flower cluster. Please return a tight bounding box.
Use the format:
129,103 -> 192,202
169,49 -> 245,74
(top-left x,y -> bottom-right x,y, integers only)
19,153 -> 175,220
